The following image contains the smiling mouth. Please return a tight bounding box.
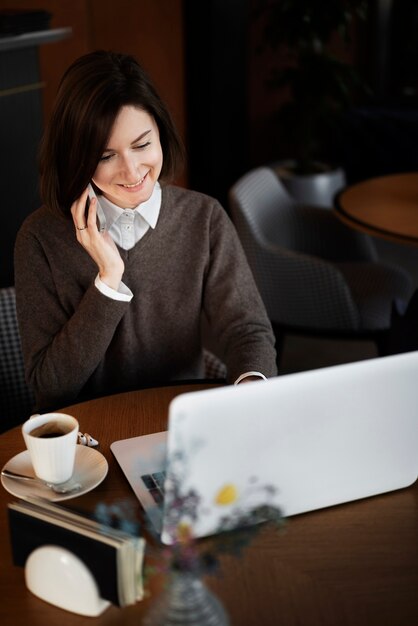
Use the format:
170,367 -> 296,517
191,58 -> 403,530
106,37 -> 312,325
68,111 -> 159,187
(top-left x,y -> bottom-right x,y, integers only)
120,173 -> 147,188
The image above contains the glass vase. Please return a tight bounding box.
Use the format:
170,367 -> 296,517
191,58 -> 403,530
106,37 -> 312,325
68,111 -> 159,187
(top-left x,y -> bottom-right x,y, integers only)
143,570 -> 230,626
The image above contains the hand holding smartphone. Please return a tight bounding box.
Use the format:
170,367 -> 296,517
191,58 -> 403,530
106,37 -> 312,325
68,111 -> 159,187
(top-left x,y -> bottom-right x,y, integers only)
86,184 -> 106,232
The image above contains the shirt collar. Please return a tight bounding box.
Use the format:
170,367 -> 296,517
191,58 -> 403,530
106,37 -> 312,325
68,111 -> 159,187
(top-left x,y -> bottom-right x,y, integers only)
98,182 -> 161,229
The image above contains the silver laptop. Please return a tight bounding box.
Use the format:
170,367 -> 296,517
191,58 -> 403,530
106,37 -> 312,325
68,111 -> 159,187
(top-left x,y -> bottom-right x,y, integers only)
111,351 -> 418,544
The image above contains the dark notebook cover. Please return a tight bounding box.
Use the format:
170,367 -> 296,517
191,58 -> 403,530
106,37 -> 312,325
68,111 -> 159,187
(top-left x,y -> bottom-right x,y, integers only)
8,506 -> 121,606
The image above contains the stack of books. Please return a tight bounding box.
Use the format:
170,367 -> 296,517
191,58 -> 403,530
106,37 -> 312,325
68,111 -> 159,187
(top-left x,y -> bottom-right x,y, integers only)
8,497 -> 145,607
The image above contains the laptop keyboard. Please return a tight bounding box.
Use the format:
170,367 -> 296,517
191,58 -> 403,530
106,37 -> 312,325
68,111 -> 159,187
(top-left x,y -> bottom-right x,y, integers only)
141,471 -> 166,505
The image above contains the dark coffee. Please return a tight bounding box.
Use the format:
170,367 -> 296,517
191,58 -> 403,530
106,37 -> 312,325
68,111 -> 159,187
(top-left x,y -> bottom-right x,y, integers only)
37,431 -> 66,439
30,421 -> 72,439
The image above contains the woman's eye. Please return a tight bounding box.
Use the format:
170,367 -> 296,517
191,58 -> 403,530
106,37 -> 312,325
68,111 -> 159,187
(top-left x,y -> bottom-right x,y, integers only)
99,153 -> 114,162
99,141 -> 150,162
134,141 -> 151,150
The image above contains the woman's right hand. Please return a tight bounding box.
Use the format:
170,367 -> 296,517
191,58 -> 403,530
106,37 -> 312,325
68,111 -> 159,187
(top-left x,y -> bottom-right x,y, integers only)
71,187 -> 125,290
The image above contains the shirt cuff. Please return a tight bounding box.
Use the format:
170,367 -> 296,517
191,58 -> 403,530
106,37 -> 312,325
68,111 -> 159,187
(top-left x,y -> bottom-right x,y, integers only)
234,371 -> 267,385
94,275 -> 133,302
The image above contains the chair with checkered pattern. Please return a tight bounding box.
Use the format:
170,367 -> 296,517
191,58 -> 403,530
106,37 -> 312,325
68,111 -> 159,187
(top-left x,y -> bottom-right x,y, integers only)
228,167 -> 415,364
0,286 -> 35,432
203,348 -> 227,380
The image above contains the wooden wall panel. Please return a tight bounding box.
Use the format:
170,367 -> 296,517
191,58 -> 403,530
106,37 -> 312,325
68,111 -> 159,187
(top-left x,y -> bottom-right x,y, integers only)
88,0 -> 186,147
0,0 -> 90,124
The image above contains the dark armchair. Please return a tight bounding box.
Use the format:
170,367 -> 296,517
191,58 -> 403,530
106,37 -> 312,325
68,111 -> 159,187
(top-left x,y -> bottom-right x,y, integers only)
0,287 -> 35,432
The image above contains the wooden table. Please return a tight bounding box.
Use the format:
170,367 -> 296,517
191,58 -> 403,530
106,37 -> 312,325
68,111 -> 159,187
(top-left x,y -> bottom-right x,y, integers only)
335,172 -> 418,245
0,383 -> 417,626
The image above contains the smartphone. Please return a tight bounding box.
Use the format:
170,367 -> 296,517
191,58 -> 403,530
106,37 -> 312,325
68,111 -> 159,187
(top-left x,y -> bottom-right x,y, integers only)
85,183 -> 106,232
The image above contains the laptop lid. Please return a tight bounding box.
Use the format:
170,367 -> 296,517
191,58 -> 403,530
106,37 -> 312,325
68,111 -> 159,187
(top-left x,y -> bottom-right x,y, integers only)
111,351 -> 418,544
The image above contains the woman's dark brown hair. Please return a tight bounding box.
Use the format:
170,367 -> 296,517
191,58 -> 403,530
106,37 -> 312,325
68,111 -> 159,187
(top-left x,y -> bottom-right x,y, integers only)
39,50 -> 184,215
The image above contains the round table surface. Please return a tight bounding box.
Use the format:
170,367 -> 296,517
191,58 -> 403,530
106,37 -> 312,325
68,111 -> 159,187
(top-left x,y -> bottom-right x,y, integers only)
335,172 -> 418,244
0,383 -> 417,626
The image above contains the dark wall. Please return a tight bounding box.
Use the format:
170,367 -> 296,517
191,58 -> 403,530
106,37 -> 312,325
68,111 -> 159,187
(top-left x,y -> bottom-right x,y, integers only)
371,0 -> 418,105
184,0 -> 250,208
0,47 -> 42,287
335,0 -> 418,184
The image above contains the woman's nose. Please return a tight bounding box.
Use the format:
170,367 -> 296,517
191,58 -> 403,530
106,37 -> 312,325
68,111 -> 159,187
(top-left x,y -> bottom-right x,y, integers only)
120,155 -> 139,180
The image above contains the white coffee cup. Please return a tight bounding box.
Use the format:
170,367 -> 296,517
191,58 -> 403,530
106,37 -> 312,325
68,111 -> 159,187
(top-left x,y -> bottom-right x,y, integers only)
22,413 -> 79,484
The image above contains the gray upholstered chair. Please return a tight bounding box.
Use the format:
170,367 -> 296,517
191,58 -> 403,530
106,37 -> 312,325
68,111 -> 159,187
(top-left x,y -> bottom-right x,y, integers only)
228,167 -> 414,362
203,349 -> 227,380
0,287 -> 35,432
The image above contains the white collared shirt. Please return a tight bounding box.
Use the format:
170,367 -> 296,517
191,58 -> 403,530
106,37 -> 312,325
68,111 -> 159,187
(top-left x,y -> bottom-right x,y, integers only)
98,182 -> 161,251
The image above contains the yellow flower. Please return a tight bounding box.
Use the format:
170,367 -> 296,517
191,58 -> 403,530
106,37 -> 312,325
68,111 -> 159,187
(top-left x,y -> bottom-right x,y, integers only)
176,521 -> 193,543
215,483 -> 238,506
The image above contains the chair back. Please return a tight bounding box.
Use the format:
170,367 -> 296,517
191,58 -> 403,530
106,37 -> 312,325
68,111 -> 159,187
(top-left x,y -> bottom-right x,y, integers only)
229,167 -> 376,257
0,287 -> 35,431
229,167 -> 298,250
229,167 -> 345,324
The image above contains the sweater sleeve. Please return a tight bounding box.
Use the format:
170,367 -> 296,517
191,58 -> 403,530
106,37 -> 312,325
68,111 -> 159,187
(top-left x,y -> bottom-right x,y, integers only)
202,202 -> 278,382
14,224 -> 129,410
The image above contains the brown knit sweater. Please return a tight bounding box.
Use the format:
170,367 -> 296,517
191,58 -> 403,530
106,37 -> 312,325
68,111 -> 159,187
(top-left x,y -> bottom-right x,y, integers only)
14,185 -> 277,410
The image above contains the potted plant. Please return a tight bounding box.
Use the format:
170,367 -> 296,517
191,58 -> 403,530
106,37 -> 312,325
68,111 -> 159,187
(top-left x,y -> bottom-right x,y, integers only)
254,0 -> 370,206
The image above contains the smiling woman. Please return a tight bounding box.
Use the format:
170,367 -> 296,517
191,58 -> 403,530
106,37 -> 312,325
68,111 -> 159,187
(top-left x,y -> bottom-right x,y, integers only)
92,107 -> 163,209
14,50 -> 277,412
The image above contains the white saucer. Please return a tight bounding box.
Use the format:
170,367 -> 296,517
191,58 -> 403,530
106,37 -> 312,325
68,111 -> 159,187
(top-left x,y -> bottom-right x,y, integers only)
1,446 -> 108,501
